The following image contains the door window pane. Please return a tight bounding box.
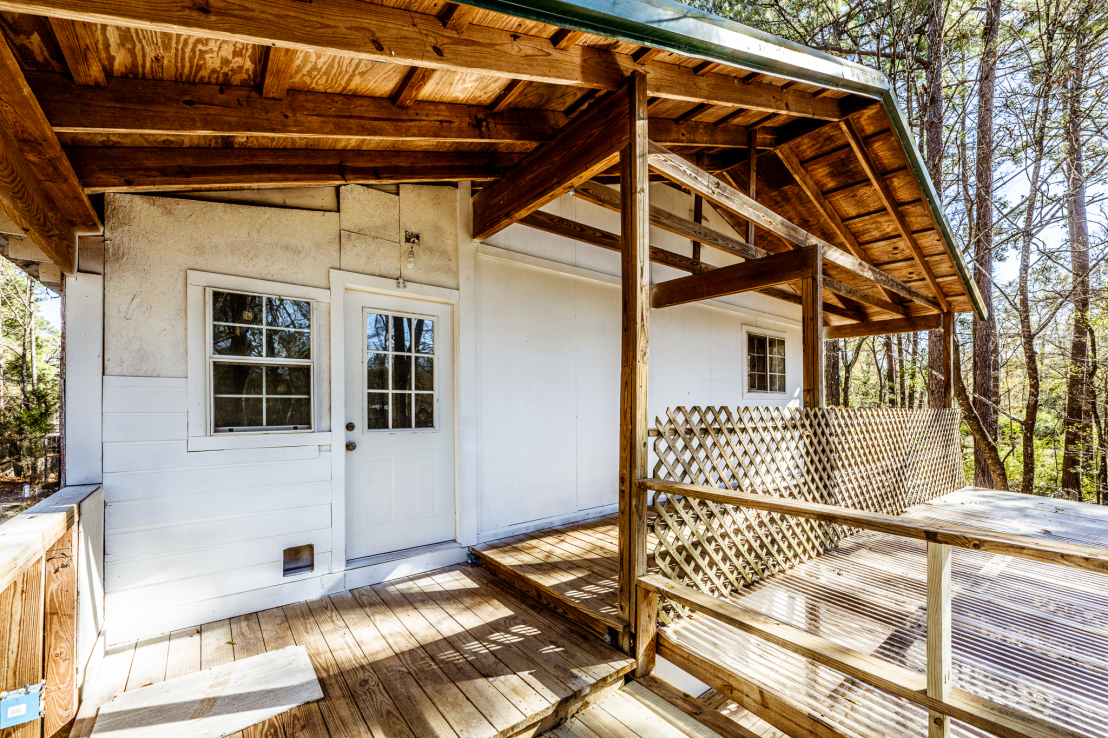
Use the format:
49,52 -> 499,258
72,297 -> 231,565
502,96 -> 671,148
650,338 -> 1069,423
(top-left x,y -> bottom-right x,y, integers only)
367,313 -> 390,351
392,394 -> 412,428
413,319 -> 434,354
415,393 -> 434,428
392,316 -> 411,353
367,354 -> 388,390
367,393 -> 389,429
392,355 -> 412,390
415,357 -> 434,391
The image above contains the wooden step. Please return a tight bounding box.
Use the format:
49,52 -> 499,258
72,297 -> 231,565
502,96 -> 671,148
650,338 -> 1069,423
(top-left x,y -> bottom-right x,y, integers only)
544,676 -> 759,738
469,521 -> 631,646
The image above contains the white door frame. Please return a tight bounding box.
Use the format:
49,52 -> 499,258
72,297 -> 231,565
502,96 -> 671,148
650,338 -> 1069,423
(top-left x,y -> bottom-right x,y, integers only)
329,268 -> 473,571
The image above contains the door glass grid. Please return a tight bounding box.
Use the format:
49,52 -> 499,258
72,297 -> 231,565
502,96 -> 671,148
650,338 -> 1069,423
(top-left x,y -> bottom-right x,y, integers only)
366,312 -> 435,430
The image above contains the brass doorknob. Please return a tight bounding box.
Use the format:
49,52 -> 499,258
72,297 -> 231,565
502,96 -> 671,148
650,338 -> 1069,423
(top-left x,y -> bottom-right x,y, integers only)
346,422 -> 355,431
346,441 -> 357,451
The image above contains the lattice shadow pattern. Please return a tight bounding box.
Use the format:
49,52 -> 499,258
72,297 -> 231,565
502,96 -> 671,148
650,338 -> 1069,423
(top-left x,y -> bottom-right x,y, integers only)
651,406 -> 965,605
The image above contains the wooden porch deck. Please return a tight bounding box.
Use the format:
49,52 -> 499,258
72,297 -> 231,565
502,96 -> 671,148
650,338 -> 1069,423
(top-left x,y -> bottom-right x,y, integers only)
72,564 -> 634,738
474,488 -> 1108,738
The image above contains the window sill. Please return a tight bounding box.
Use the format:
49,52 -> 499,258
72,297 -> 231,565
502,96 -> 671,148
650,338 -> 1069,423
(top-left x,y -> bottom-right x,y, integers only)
187,431 -> 332,452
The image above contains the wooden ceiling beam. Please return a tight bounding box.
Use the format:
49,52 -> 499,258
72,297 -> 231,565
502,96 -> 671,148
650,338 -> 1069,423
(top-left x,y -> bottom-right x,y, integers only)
0,113 -> 78,273
65,147 -> 520,192
839,117 -> 950,311
32,73 -> 754,149
472,82 -> 631,239
519,209 -> 863,321
648,140 -> 942,312
48,17 -> 105,86
574,181 -> 901,318
259,46 -> 296,99
392,66 -> 435,108
489,79 -> 529,113
652,247 -> 814,308
439,2 -> 477,33
0,0 -> 844,119
0,36 -> 98,274
826,313 -> 942,339
776,142 -> 903,306
551,28 -> 586,50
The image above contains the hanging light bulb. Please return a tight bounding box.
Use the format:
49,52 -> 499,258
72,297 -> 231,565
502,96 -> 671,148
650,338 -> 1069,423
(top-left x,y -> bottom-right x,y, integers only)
405,231 -> 420,269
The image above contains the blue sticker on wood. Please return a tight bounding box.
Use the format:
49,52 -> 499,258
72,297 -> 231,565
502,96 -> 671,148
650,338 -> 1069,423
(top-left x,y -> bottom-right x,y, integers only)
0,682 -> 44,728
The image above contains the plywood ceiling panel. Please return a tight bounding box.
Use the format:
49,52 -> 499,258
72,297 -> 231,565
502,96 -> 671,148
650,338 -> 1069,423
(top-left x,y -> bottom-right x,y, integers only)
0,12 -> 66,72
289,51 -> 407,96
90,25 -> 261,86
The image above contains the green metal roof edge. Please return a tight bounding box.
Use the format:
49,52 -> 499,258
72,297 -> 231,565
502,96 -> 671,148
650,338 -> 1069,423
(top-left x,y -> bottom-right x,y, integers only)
464,0 -> 986,318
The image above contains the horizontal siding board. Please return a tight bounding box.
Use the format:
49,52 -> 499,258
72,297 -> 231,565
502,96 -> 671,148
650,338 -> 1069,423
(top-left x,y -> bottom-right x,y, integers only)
103,439 -> 320,473
107,576 -> 325,645
105,528 -> 332,592
106,505 -> 331,561
105,481 -> 332,530
106,552 -> 330,615
103,378 -> 188,414
103,452 -> 331,501
102,413 -> 187,442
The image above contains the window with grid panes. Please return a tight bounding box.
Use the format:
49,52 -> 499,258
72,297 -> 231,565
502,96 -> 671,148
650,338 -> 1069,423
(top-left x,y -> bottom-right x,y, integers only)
748,333 -> 786,393
365,312 -> 436,430
209,289 -> 313,432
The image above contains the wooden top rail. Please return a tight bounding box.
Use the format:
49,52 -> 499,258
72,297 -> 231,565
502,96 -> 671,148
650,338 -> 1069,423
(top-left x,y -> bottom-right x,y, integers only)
0,484 -> 100,594
641,478 -> 1108,575
638,574 -> 1090,738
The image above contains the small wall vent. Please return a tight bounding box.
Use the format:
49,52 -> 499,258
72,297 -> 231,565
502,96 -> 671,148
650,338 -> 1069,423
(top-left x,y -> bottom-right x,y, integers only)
283,544 -> 314,577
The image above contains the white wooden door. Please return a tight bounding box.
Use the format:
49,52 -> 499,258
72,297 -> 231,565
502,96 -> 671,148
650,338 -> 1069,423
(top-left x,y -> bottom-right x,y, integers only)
344,290 -> 455,561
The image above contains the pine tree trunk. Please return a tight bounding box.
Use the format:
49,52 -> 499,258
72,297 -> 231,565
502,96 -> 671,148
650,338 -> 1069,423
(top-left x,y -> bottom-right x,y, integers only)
925,0 -> 948,409
825,339 -> 842,407
1060,25 -> 1091,497
972,0 -> 1001,487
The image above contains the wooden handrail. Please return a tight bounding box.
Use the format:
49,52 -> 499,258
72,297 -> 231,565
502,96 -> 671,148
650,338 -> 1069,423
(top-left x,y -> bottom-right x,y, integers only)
0,484 -> 100,594
637,574 -> 1091,738
641,478 -> 1108,574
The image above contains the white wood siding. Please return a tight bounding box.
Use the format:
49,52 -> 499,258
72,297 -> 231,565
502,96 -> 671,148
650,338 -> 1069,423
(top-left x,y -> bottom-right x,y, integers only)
475,187 -> 803,539
102,376 -> 331,644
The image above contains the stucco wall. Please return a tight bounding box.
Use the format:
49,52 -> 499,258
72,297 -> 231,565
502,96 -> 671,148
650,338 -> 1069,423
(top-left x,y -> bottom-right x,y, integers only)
104,194 -> 341,378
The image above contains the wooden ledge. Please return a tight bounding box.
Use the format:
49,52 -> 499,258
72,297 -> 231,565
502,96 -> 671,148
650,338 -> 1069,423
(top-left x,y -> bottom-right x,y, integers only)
0,484 -> 101,594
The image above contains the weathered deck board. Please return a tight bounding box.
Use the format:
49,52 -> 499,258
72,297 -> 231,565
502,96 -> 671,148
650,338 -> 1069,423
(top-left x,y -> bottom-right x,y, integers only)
472,514 -> 659,637
75,564 -> 633,738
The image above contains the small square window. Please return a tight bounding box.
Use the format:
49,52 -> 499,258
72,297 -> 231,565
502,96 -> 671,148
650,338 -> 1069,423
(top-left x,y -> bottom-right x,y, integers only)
748,334 -> 785,394
210,289 -> 313,433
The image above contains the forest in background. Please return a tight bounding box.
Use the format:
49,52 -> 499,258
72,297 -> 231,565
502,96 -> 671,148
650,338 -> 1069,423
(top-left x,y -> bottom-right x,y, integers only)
692,0 -> 1108,502
0,258 -> 59,491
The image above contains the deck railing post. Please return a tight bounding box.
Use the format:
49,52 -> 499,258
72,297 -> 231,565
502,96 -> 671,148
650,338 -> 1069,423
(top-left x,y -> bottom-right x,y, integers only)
634,582 -> 658,678
926,541 -> 952,738
618,70 -> 650,657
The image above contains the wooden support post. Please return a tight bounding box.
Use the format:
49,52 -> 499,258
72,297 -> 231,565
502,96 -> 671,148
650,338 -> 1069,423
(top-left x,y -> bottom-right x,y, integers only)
941,311 -> 954,409
618,71 -> 650,655
746,128 -> 756,246
802,242 -> 824,407
927,542 -> 952,738
634,584 -> 658,678
691,194 -> 703,262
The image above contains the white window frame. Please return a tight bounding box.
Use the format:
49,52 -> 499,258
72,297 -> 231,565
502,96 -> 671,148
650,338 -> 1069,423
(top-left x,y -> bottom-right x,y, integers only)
187,270 -> 331,451
741,324 -> 789,399
361,307 -> 440,433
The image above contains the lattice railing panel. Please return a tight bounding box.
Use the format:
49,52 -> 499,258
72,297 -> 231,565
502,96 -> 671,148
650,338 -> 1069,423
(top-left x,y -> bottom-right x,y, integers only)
651,407 -> 965,603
